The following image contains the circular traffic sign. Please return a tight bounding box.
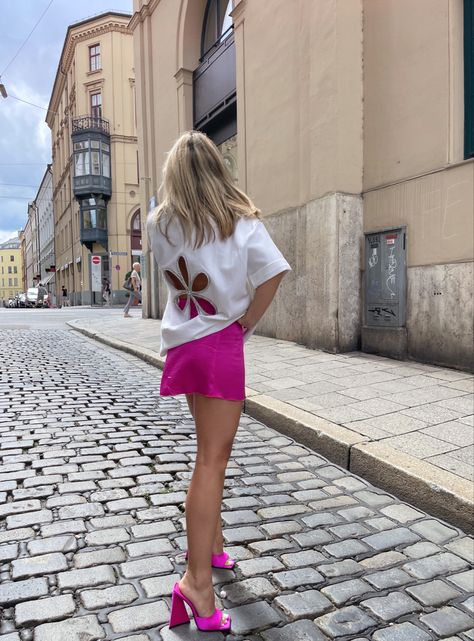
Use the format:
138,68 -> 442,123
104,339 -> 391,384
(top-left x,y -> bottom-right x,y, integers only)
92,256 -> 101,265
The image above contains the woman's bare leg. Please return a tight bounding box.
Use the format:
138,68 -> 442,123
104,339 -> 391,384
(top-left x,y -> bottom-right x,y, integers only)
185,394 -> 231,557
179,394 -> 242,620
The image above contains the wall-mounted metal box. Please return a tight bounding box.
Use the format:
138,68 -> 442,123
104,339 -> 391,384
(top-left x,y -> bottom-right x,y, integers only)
365,226 -> 407,328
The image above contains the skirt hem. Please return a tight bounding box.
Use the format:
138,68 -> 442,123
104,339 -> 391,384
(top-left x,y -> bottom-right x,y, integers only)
160,390 -> 245,402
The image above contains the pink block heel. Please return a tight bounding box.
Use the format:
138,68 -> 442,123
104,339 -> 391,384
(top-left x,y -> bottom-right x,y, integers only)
184,550 -> 235,570
169,586 -> 190,627
169,582 -> 231,632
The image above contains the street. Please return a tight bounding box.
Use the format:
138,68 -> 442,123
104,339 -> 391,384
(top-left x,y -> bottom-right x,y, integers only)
0,315 -> 472,640
0,306 -> 129,330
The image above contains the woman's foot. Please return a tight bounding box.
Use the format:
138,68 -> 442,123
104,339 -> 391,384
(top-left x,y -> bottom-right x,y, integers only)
178,574 -> 229,626
212,550 -> 235,568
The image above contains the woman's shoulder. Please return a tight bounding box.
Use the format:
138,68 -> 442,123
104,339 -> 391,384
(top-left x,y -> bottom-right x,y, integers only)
147,209 -> 182,245
233,215 -> 262,240
146,208 -> 165,238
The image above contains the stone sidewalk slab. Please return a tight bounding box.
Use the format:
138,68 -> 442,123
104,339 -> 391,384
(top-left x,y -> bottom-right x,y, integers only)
67,315 -> 474,532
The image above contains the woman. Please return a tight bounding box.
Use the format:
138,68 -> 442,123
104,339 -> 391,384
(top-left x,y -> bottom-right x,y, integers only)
147,131 -> 291,632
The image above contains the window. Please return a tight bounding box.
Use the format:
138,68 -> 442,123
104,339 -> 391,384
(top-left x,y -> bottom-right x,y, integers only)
10,255 -> 14,262
103,146 -> 110,178
73,138 -> 109,178
89,44 -> 101,71
74,141 -> 90,176
81,197 -> 107,231
8,278 -> 12,286
8,266 -> 12,274
83,209 -> 107,230
201,0 -> 233,57
91,140 -> 100,175
13,266 -> 17,274
91,92 -> 102,119
14,278 -> 18,286
465,0 -> 474,157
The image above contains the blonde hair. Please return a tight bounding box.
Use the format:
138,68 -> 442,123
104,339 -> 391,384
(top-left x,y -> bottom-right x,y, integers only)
151,131 -> 260,248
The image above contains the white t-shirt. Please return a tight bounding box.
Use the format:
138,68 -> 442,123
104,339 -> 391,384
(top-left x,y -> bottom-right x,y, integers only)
147,213 -> 291,356
130,269 -> 141,289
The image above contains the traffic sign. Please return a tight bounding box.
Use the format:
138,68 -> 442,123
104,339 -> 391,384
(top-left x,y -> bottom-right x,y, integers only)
92,255 -> 101,265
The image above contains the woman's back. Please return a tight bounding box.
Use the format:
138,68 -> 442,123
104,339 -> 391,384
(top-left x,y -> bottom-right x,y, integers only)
147,212 -> 289,356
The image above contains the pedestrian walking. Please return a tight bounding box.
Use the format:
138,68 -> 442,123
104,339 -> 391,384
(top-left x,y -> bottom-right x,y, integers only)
102,278 -> 111,305
123,262 -> 141,317
61,286 -> 68,307
37,283 -> 47,307
147,131 -> 291,633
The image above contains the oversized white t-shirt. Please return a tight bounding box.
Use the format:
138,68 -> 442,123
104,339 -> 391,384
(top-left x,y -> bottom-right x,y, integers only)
147,212 -> 291,356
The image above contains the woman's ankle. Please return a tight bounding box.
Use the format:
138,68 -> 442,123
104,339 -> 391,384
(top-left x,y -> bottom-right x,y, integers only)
182,570 -> 213,590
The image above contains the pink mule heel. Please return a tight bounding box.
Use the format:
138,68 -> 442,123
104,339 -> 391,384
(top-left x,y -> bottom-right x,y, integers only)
184,550 -> 235,570
169,582 -> 231,632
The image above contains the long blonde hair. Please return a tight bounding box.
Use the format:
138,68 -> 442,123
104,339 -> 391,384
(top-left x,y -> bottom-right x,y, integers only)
151,131 -> 260,247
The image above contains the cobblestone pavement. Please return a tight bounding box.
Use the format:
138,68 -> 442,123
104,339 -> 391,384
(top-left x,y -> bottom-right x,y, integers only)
0,329 -> 473,641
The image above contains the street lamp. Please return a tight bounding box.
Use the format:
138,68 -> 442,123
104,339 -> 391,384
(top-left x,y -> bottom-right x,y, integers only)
0,81 -> 7,98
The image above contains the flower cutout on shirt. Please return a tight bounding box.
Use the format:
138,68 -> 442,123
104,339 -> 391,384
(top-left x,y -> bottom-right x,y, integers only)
164,256 -> 217,318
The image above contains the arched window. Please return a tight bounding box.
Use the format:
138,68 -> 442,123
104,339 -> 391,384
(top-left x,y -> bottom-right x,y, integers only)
130,210 -> 141,255
201,0 -> 233,59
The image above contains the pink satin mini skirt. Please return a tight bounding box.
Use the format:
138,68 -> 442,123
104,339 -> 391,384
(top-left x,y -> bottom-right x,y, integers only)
160,321 -> 246,402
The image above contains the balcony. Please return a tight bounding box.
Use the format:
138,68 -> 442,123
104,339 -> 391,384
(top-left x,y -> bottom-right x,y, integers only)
71,115 -> 111,200
72,115 -> 110,135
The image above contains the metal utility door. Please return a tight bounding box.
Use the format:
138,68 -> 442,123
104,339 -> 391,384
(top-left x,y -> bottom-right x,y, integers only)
365,227 -> 407,327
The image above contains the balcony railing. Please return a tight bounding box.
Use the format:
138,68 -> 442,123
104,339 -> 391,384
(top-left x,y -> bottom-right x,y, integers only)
72,115 -> 110,135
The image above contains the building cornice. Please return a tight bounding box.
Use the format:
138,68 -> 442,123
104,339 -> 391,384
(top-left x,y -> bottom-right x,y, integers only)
231,0 -> 247,28
110,134 -> 138,144
174,67 -> 193,88
47,16 -> 132,127
129,0 -> 161,31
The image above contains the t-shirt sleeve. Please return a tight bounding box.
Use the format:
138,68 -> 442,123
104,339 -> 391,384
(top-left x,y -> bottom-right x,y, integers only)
247,221 -> 291,288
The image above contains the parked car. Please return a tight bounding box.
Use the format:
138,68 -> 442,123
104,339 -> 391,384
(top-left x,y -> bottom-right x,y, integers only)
26,287 -> 48,308
25,288 -> 37,308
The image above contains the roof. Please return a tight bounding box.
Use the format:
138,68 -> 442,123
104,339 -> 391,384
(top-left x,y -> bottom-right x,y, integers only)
0,237 -> 21,250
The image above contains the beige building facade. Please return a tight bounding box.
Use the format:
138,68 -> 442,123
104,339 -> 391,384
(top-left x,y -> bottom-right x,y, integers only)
0,237 -> 23,304
46,12 -> 140,306
131,0 -> 473,370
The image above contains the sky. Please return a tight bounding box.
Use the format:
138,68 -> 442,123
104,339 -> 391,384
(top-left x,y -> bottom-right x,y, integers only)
0,0 -> 133,244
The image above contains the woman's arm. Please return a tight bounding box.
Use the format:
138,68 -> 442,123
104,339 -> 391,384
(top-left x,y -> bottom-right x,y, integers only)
238,272 -> 286,330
